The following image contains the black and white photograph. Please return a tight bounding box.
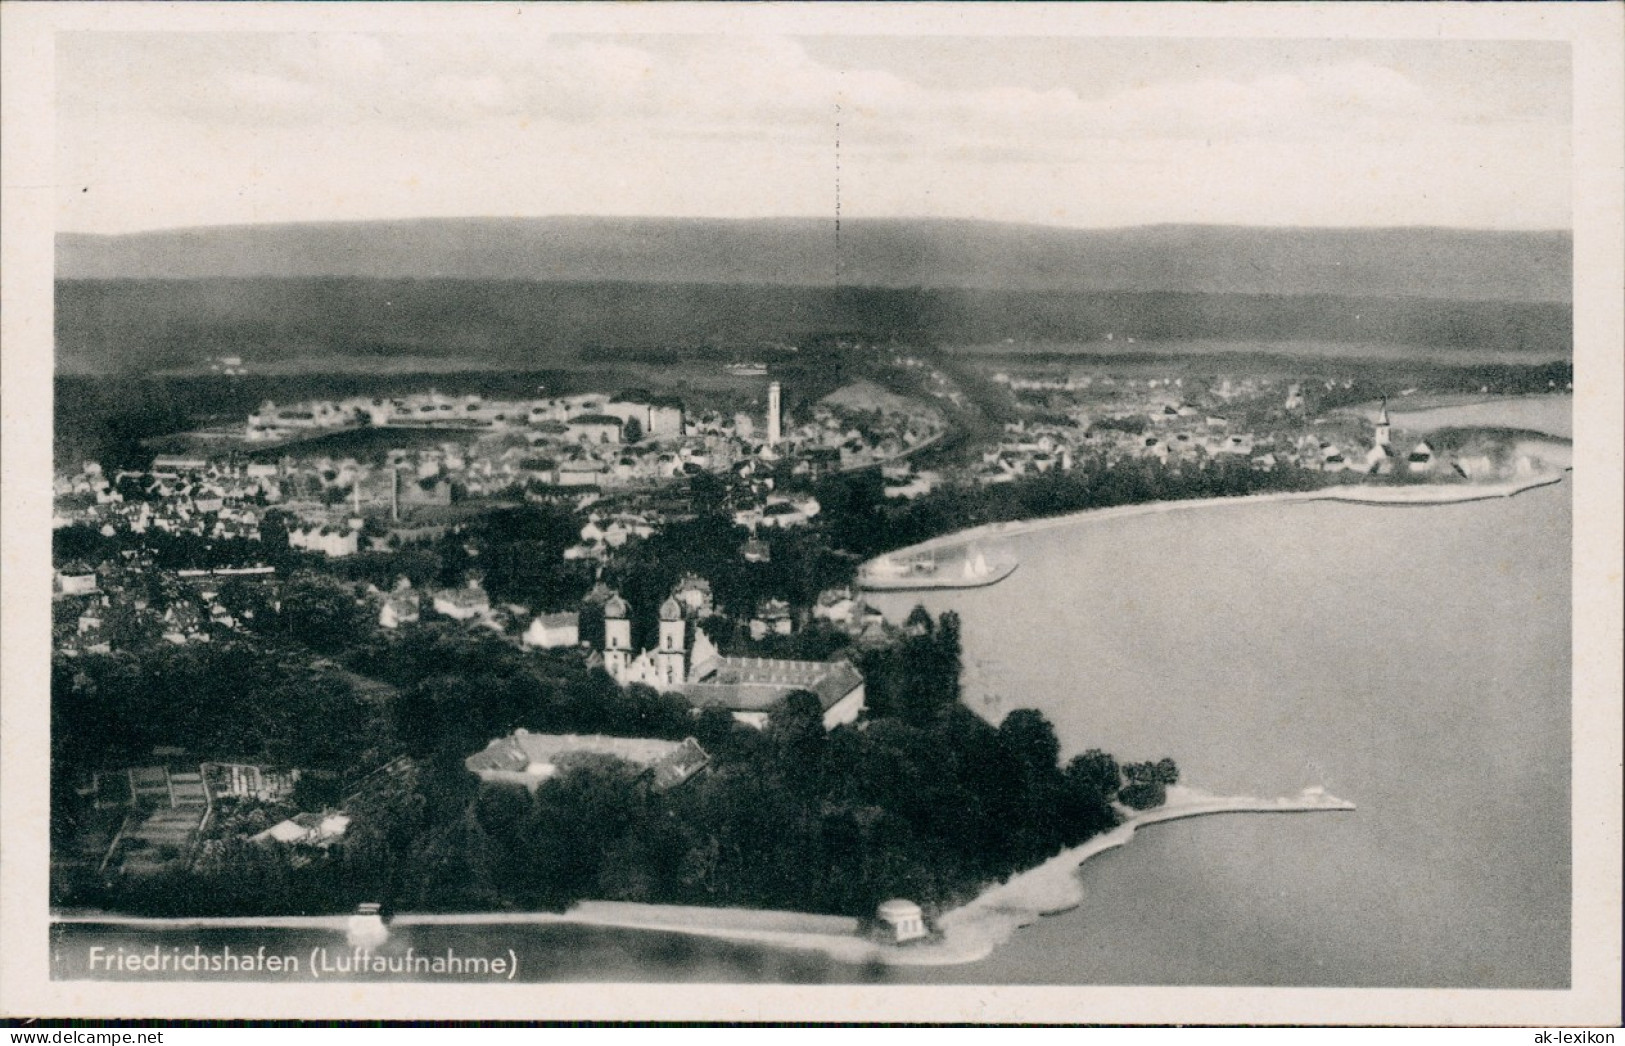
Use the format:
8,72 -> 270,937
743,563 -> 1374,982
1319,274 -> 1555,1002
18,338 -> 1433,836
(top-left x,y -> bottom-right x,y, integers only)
2,1 -> 1620,1026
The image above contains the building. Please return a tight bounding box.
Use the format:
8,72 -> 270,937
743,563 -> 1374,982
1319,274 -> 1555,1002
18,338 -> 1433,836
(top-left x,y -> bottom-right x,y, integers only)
684,656 -> 866,731
287,525 -> 359,559
433,582 -> 491,621
150,455 -> 209,476
749,598 -> 795,640
602,592 -> 634,679
767,381 -> 782,446
876,899 -> 927,943
252,811 -> 351,848
464,730 -> 709,792
378,582 -> 422,629
599,588 -> 866,730
204,762 -> 300,801
565,415 -> 623,445
523,611 -> 581,650
670,574 -> 714,616
56,566 -> 99,597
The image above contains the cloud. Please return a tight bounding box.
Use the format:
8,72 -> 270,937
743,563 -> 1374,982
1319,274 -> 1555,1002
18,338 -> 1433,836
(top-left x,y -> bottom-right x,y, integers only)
60,32 -> 1459,151
54,32 -> 1570,233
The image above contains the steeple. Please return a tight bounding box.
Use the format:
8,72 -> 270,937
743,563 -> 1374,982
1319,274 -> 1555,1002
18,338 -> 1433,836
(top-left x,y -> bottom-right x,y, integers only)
656,597 -> 687,686
603,591 -> 632,681
1375,397 -> 1392,448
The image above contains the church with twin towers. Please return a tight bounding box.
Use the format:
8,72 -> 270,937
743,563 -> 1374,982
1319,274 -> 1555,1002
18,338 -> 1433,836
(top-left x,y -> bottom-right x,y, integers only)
597,576 -> 865,732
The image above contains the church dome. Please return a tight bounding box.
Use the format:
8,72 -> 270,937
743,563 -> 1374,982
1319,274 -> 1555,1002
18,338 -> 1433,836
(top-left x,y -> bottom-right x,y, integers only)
659,596 -> 683,621
603,593 -> 630,619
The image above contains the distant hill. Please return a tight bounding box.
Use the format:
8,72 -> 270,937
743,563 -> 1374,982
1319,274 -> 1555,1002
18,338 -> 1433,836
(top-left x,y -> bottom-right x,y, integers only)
57,218 -> 1570,303
54,278 -> 1571,376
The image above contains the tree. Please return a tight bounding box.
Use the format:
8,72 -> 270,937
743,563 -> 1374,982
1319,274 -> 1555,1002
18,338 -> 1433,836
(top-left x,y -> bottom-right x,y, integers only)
392,675 -> 492,760
691,704 -> 740,750
276,572 -> 368,654
1119,758 -> 1178,810
516,759 -> 648,909
1118,780 -> 1166,810
999,709 -> 1060,775
1066,749 -> 1121,804
767,690 -> 828,784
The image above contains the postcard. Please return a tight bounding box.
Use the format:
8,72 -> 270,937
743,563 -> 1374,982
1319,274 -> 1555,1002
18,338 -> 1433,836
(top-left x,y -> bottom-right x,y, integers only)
2,0 -> 1620,1026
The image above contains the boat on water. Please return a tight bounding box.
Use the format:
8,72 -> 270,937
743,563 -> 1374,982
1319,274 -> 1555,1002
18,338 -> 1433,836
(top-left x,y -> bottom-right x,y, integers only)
858,544 -> 1019,591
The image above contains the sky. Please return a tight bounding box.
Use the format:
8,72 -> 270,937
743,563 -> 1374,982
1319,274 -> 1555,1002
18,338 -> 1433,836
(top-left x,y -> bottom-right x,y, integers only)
55,31 -> 1572,234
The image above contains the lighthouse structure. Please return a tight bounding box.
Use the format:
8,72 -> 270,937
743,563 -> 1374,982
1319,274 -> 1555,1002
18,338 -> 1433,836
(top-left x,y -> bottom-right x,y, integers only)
767,381 -> 782,447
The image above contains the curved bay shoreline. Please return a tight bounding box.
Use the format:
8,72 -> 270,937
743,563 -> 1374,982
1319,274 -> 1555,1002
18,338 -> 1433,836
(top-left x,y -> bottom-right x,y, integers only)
53,786 -> 1354,970
867,472 -> 1568,567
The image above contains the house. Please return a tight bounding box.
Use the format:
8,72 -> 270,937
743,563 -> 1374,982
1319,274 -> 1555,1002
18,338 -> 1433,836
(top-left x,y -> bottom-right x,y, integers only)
522,611 -> 580,650
557,460 -> 609,488
252,811 -> 351,848
749,598 -> 795,640
287,525 -> 359,559
671,575 -> 714,616
758,496 -> 819,528
56,566 -> 99,597
464,730 -> 709,792
741,536 -> 772,563
565,415 -> 623,445
1452,454 -> 1497,480
1364,444 -> 1395,474
1407,441 -> 1436,474
150,455 -> 208,477
379,582 -> 421,629
813,587 -> 857,625
433,582 -> 491,621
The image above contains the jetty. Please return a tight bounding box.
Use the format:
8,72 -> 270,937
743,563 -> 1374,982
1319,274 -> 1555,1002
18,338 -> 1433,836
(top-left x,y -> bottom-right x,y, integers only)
858,543 -> 1018,592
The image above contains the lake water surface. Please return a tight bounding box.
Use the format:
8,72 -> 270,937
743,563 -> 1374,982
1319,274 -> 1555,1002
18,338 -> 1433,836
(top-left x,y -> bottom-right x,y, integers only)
871,479 -> 1571,987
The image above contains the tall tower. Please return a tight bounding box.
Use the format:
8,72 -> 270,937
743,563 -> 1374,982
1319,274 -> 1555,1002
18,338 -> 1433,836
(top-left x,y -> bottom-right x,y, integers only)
656,597 -> 687,687
603,592 -> 632,681
767,382 -> 782,446
1375,397 -> 1391,449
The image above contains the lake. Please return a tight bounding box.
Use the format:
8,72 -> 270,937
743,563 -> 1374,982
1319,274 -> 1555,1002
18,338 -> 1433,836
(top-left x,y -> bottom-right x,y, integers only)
54,480 -> 1571,987
870,478 -> 1571,987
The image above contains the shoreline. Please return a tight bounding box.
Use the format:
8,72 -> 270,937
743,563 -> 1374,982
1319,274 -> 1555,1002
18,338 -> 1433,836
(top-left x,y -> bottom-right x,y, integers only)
51,786 -> 1353,970
868,472 -> 1568,565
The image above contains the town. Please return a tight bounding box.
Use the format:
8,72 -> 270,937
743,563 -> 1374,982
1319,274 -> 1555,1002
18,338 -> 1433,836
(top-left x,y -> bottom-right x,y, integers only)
49,353 -> 1571,933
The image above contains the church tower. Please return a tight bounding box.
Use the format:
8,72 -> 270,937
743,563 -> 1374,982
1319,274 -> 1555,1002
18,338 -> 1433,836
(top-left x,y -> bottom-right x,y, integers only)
603,592 -> 632,681
656,597 -> 687,687
1375,398 -> 1392,449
